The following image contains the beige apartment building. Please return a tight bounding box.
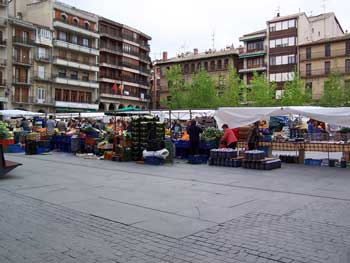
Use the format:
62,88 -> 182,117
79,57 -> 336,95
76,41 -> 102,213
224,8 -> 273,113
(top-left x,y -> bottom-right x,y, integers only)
299,34 -> 350,99
154,48 -> 241,108
11,0 -> 100,113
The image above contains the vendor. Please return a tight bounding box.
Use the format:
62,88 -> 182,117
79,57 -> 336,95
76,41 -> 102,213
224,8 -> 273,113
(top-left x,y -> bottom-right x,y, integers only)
307,120 -> 314,134
186,120 -> 203,155
247,121 -> 262,150
220,124 -> 238,149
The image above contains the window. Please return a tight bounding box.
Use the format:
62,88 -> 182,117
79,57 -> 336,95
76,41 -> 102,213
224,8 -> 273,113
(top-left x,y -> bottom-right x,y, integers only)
82,72 -> 89,81
82,38 -> 89,47
197,62 -> 202,71
61,13 -> 67,21
59,31 -> 66,41
22,31 -> 29,42
86,93 -> 92,103
276,90 -> 283,100
325,61 -> 331,74
38,66 -> 45,79
269,23 -> 276,32
306,63 -> 312,77
270,37 -> 296,48
270,56 -> 276,65
345,81 -> 350,102
346,59 -> 350,73
289,19 -> 296,28
270,73 -> 276,82
71,70 -> 78,80
71,91 -> 77,102
247,41 -> 264,51
71,35 -> 78,44
325,43 -> 331,57
79,92 -> 85,102
217,60 -> 222,70
276,56 -> 282,65
269,40 -> 276,48
55,89 -> 62,101
37,88 -> 45,101
73,17 -> 79,26
184,64 -> 189,74
306,47 -> 312,60
210,61 -> 215,71
282,21 -> 289,30
38,28 -> 52,40
276,39 -> 282,47
289,37 -> 295,46
204,61 -> 208,70
58,68 -> 66,78
269,19 -> 296,32
346,40 -> 350,56
224,59 -> 229,69
276,22 -> 282,31
84,21 -> 90,30
288,54 -> 296,64
38,47 -> 47,59
190,63 -> 195,73
63,90 -> 69,101
305,82 -> 312,96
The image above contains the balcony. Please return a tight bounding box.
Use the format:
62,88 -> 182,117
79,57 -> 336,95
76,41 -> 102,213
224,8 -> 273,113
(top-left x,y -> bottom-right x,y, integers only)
0,39 -> 6,47
239,46 -> 267,59
34,54 -> 51,63
100,44 -> 149,62
0,79 -> 6,87
32,73 -> 53,82
0,59 -> 6,67
300,67 -> 350,78
53,39 -> 99,56
300,49 -> 350,61
12,96 -> 30,104
53,56 -> 99,72
53,18 -> 99,39
13,56 -> 33,66
13,36 -> 35,47
121,33 -> 150,51
239,64 -> 267,73
13,78 -> 31,86
55,100 -> 99,111
121,75 -> 149,87
30,97 -> 55,106
0,17 -> 6,27
0,0 -> 8,6
100,89 -> 150,102
53,74 -> 99,89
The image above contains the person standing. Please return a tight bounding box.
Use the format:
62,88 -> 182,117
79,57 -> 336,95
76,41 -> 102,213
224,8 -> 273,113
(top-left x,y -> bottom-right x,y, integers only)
186,120 -> 203,155
46,115 -> 56,136
20,118 -> 31,132
220,124 -> 238,149
247,121 -> 262,150
56,119 -> 67,133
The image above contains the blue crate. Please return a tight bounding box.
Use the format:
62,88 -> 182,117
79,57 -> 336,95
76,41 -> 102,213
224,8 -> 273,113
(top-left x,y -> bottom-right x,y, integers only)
200,140 -> 217,150
37,147 -> 50,154
304,158 -> 322,166
174,140 -> 190,149
188,155 -> 208,165
7,144 -> 24,153
144,156 -> 163,165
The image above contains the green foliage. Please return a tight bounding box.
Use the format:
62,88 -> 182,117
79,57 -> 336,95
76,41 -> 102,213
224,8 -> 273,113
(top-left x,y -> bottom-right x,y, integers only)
219,68 -> 244,107
187,69 -> 218,108
164,65 -> 188,109
247,72 -> 276,107
0,122 -> 12,139
319,72 -> 346,107
280,71 -> 309,106
202,127 -> 223,141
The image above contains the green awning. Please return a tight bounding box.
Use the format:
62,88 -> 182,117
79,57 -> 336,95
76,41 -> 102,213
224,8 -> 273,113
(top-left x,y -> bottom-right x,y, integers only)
239,52 -> 266,59
56,108 -> 97,113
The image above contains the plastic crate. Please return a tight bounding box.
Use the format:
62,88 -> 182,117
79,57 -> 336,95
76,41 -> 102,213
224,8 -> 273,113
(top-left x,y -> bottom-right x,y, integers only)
175,140 -> 190,149
304,158 -> 322,166
144,156 -> 163,165
37,147 -> 50,154
188,155 -> 208,165
7,144 -> 24,153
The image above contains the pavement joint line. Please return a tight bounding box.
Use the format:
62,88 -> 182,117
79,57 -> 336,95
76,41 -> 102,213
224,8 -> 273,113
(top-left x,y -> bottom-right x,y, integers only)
99,196 -> 218,224
10,154 -> 350,203
228,198 -> 258,208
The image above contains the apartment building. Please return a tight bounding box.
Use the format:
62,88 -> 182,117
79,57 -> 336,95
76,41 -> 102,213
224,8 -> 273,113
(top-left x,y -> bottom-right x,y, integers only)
299,34 -> 350,99
267,12 -> 343,97
99,17 -> 151,111
239,29 -> 268,85
0,0 -> 8,109
155,48 -> 240,108
12,0 -> 100,113
150,63 -> 161,109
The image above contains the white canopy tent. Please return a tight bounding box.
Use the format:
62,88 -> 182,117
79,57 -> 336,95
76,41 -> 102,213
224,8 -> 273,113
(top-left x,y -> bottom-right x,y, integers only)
0,110 -> 44,117
214,107 -> 350,128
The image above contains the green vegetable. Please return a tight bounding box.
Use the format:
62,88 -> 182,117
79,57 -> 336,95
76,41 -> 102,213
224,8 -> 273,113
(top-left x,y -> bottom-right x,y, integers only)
202,127 -> 223,141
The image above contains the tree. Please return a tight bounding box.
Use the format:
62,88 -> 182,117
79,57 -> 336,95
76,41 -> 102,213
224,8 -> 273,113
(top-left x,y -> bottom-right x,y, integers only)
219,68 -> 244,107
319,72 -> 346,107
247,72 -> 276,107
164,65 -> 188,109
280,70 -> 310,106
187,69 -> 218,108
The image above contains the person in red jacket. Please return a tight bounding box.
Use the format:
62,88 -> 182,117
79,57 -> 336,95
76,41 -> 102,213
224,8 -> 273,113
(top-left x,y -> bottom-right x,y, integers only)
220,124 -> 238,149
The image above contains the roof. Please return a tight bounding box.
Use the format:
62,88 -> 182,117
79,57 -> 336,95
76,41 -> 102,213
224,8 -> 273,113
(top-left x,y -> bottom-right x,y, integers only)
308,12 -> 334,22
299,33 -> 350,46
268,12 -> 305,23
99,16 -> 151,40
242,29 -> 267,37
156,49 -> 239,65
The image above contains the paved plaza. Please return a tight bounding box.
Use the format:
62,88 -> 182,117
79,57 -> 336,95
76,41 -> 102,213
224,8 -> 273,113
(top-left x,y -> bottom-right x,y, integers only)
1,153 -> 350,262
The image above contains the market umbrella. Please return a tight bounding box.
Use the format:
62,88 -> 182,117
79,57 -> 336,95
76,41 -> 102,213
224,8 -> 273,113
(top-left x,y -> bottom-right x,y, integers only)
117,107 -> 138,112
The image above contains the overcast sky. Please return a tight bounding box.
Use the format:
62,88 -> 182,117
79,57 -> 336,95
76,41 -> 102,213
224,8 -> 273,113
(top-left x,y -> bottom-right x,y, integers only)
61,0 -> 350,60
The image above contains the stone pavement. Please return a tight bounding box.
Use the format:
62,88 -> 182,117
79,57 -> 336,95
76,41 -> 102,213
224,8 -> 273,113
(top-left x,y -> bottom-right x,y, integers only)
0,153 -> 350,262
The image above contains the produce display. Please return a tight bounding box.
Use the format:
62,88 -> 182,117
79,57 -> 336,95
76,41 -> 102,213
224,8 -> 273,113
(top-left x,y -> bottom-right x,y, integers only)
0,122 -> 12,139
202,127 -> 223,141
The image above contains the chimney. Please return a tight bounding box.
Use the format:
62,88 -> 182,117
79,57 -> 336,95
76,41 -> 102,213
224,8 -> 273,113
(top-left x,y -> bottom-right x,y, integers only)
162,51 -> 168,61
193,48 -> 199,55
277,12 -> 280,17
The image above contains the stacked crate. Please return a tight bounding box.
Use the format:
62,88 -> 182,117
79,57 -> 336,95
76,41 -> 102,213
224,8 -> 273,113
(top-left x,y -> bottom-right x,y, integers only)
242,150 -> 281,170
